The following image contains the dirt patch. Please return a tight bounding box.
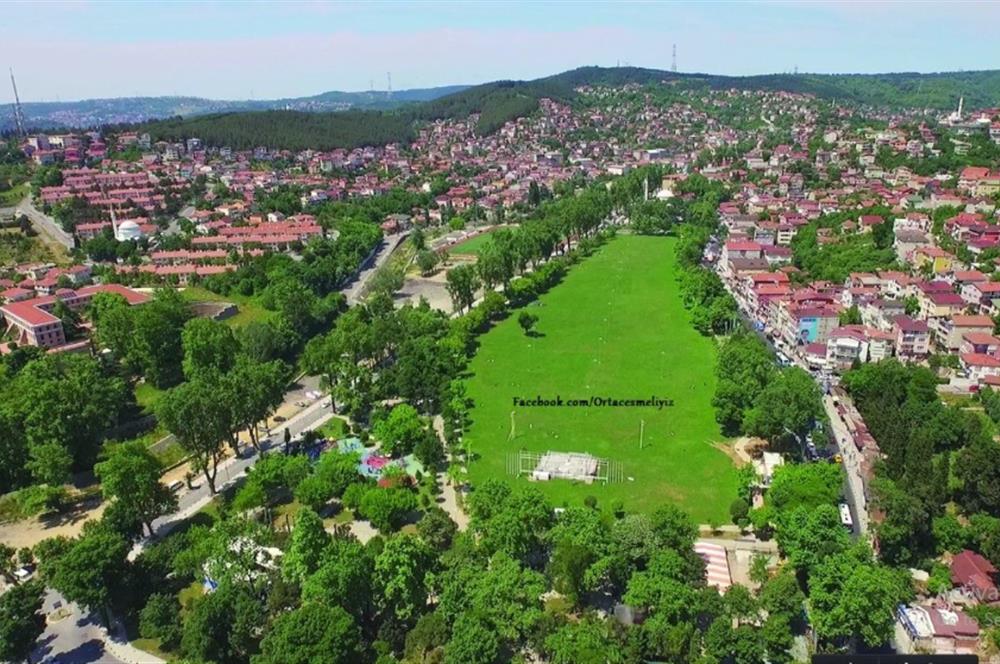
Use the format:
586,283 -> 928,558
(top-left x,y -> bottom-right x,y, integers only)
712,440 -> 748,467
0,500 -> 107,549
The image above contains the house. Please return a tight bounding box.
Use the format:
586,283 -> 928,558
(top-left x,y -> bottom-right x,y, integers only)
912,246 -> 956,275
961,352 -> 1000,384
825,325 -> 895,372
941,315 -> 995,352
951,550 -> 999,605
896,604 -> 980,656
0,284 -> 148,349
960,332 -> 1000,356
780,304 -> 841,347
893,315 -> 931,360
894,229 -> 930,261
960,281 -> 1000,311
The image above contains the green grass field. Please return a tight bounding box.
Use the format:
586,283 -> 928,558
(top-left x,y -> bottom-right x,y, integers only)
180,286 -> 275,327
463,235 -> 737,522
449,229 -> 497,256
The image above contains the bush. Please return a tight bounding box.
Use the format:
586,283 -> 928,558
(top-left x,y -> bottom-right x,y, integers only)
730,498 -> 751,527
294,475 -> 335,512
139,593 -> 182,650
358,487 -> 417,532
341,482 -> 371,511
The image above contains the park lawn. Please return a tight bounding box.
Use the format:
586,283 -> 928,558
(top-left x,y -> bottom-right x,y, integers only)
134,381 -> 166,414
180,286 -> 275,327
318,417 -> 348,440
463,235 -> 737,522
449,229 -> 497,256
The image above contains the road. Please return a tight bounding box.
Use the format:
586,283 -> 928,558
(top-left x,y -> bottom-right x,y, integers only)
15,189 -> 75,250
342,231 -> 408,305
822,394 -> 871,537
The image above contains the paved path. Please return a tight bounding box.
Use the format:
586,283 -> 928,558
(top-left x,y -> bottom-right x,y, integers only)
432,415 -> 469,531
343,231 -> 408,306
32,589 -> 133,664
140,397 -> 336,546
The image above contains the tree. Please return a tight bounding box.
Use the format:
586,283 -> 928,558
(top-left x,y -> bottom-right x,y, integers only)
225,358 -> 288,454
744,367 -> 823,446
181,317 -> 238,380
95,441 -> 177,536
157,378 -> 232,493
955,438 -> 1000,515
128,288 -> 191,388
838,305 -> 862,325
254,602 -> 362,664
373,404 -> 426,457
544,618 -> 625,664
438,552 -> 546,643
416,250 -> 439,276
775,505 -> 851,577
547,539 -> 594,607
139,593 -> 182,651
712,333 -> 776,435
49,529 -> 129,625
52,299 -> 82,340
301,539 -> 374,622
359,487 -> 417,533
26,441 -> 73,487
0,579 -> 45,664
760,568 -> 806,630
404,611 -> 449,663
767,463 -> 843,514
368,265 -> 405,298
181,581 -> 264,664
444,265 -> 480,314
810,547 -> 912,648
517,311 -> 539,336
445,615 -> 499,664
282,507 -> 330,584
417,506 -> 457,551
3,353 -> 128,480
373,535 -> 434,622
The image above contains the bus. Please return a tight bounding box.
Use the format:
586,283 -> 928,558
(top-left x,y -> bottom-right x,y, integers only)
839,503 -> 854,531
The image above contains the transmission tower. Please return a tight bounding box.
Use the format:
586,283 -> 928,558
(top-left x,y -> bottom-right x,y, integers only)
671,44 -> 677,73
386,72 -> 392,100
9,68 -> 26,138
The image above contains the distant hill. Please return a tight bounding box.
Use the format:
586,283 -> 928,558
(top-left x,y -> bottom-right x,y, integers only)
11,66 -> 999,149
0,84 -> 470,132
132,67 -> 1000,152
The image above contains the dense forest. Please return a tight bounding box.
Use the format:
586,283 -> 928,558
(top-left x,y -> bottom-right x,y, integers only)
144,110 -> 417,152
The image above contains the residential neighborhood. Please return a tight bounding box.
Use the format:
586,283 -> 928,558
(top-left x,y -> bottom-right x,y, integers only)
2,5 -> 1000,664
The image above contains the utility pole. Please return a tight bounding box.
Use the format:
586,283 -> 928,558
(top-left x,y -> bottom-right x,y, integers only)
9,67 -> 26,139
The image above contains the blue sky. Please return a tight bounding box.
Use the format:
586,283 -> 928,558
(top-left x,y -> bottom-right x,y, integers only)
1,1 -> 997,103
